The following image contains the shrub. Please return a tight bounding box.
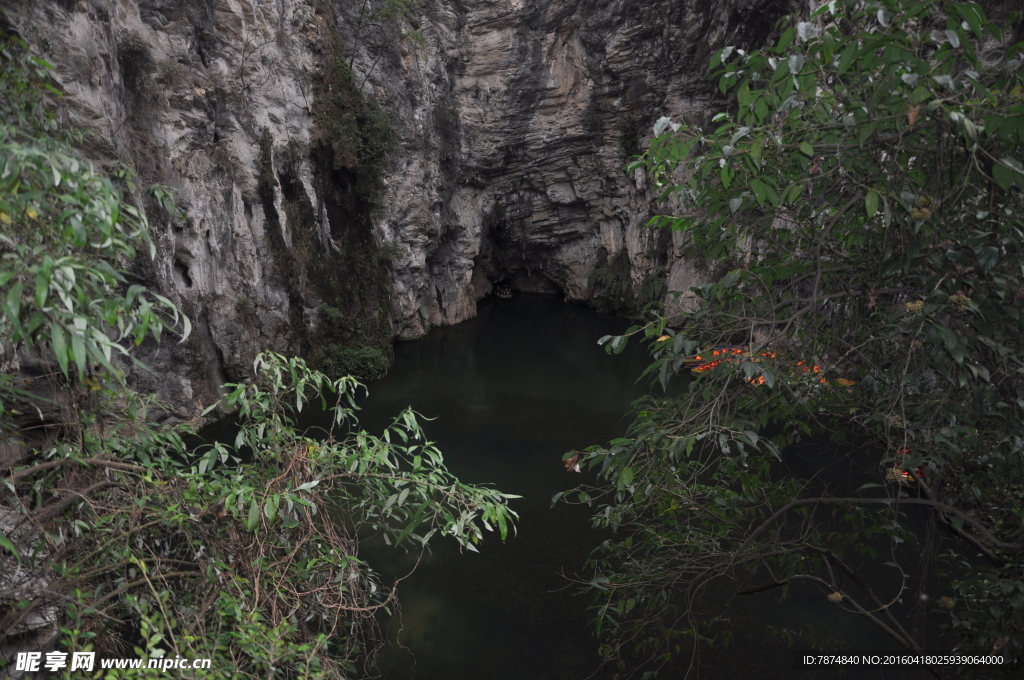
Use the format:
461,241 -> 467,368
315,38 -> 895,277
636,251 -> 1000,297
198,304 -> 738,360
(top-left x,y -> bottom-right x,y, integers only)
310,343 -> 390,381
0,37 -> 515,677
576,1 -> 1024,674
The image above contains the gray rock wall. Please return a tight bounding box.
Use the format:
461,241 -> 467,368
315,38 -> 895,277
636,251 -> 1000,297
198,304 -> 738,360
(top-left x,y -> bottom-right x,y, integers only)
5,0 -> 329,418
3,0 -> 794,417
377,0 -> 795,338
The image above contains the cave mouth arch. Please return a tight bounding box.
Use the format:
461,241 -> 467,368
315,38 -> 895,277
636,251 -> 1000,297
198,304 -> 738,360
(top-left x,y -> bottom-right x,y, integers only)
501,268 -> 562,296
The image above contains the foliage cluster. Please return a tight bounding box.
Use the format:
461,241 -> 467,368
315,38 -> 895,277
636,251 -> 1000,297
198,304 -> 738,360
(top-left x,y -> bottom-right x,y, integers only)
309,343 -> 390,381
567,1 -> 1024,676
312,40 -> 393,209
589,252 -> 668,317
0,38 -> 183,400
637,266 -> 669,311
309,305 -> 391,381
0,37 -> 515,678
589,249 -> 634,314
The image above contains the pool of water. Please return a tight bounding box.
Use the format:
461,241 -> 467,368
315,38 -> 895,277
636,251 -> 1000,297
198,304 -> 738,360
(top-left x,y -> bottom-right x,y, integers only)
330,294 -> 945,680
351,294 -> 648,680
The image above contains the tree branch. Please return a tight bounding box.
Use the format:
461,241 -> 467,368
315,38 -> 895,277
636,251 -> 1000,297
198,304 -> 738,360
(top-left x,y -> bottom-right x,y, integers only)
732,496 -> 1021,570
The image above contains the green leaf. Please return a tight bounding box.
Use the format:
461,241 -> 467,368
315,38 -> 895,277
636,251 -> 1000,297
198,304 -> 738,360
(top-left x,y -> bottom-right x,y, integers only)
865,190 -> 879,218
858,121 -> 878,148
993,163 -> 1015,190
618,467 -> 635,489
264,494 -> 280,522
71,332 -> 86,381
984,19 -> 1002,43
1001,157 -> 1024,175
754,97 -> 769,123
956,3 -> 984,39
5,282 -> 23,325
909,85 -> 930,105
837,43 -> 857,74
24,312 -> 44,337
976,246 -> 999,273
710,46 -> 733,68
69,216 -> 86,245
50,324 -> 69,376
0,533 -> 19,562
246,501 -> 260,532
799,142 -> 814,157
776,28 -> 795,53
496,508 -> 509,540
751,179 -> 767,205
395,500 -> 431,544
35,265 -> 51,307
720,164 -> 732,189
736,82 -> 751,107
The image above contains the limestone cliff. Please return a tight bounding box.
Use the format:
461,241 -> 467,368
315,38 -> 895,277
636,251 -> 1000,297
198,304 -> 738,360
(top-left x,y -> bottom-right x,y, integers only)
371,0 -> 793,337
2,0 -> 793,417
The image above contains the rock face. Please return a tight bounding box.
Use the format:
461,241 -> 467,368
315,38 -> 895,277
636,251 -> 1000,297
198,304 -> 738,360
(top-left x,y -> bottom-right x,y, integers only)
4,0 -> 326,417
374,0 -> 794,338
2,0 -> 793,417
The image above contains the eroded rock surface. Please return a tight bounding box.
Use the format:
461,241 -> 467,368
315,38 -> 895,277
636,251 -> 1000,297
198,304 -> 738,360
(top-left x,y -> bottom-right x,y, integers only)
376,0 -> 793,338
3,0 -> 793,416
5,0 -> 330,418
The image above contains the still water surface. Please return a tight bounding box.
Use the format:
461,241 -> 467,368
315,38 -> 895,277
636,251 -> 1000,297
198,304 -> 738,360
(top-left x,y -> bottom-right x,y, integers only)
354,294 -> 647,680
350,294 -> 915,680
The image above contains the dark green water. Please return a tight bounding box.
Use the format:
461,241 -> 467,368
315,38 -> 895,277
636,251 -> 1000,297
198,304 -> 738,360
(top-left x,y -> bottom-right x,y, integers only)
353,294 -> 647,680
347,294 -> 939,680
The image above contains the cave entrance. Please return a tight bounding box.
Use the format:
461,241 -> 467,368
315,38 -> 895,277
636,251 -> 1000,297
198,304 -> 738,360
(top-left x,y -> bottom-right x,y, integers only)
502,268 -> 561,296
